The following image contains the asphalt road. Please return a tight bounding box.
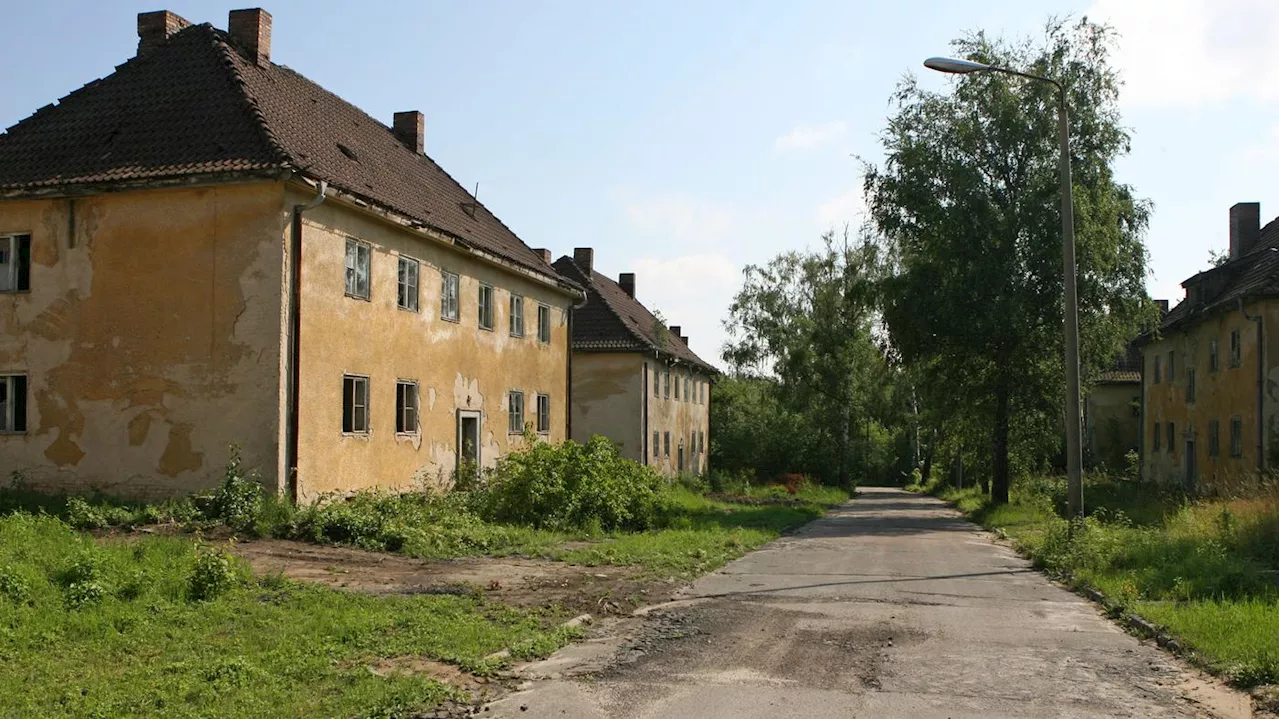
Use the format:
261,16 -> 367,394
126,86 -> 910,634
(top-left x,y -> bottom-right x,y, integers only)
487,487 -> 1245,718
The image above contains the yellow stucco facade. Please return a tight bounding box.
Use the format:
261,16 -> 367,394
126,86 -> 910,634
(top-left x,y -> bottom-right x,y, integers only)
1084,381 -> 1140,469
1141,298 -> 1278,492
644,359 -> 711,476
0,180 -> 573,500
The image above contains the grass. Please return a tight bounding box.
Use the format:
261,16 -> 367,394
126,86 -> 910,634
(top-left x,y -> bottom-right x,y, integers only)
0,512 -> 578,719
911,473 -> 1278,688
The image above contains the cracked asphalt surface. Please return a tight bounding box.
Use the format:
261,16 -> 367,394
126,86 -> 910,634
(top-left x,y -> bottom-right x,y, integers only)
486,487 -> 1245,718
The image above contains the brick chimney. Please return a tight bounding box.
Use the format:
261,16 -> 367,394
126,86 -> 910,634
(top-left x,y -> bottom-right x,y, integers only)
680,335 -> 689,346
393,111 -> 424,154
669,325 -> 681,338
618,273 -> 636,298
1156,299 -> 1169,315
1228,202 -> 1260,259
532,248 -> 552,264
137,10 -> 190,57
228,8 -> 272,66
573,248 -> 594,273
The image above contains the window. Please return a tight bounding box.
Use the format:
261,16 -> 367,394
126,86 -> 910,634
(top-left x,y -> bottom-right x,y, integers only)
652,431 -> 660,458
674,373 -> 680,400
684,377 -> 690,402
1166,422 -> 1174,453
342,375 -> 369,433
0,374 -> 28,433
441,272 -> 460,321
663,431 -> 670,457
0,234 -> 32,293
653,368 -> 659,397
509,294 -> 525,337
395,381 -> 418,433
1167,351 -> 1174,380
699,430 -> 704,455
1229,330 -> 1241,367
397,256 -> 419,311
1208,420 -> 1220,457
1186,368 -> 1196,403
536,394 -> 550,433
1230,416 -> 1242,457
344,239 -> 370,300
478,284 -> 494,330
690,430 -> 696,455
1208,338 -> 1219,372
508,391 -> 524,433
664,370 -> 670,399
1153,422 -> 1161,451
1153,356 -> 1161,383
537,305 -> 551,343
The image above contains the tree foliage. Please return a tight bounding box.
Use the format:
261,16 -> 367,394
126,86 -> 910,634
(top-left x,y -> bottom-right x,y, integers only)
864,18 -> 1157,503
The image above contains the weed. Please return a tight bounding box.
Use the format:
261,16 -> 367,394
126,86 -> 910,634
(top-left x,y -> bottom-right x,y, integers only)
189,545 -> 239,602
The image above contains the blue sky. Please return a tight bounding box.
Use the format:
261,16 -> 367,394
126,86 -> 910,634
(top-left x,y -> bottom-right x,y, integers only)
4,1 -> 1276,366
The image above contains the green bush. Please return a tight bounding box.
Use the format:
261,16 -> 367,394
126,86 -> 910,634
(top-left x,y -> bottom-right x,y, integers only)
476,435 -> 669,532
208,445 -> 265,533
189,545 -> 239,601
708,468 -> 753,496
674,472 -> 709,495
0,564 -> 32,604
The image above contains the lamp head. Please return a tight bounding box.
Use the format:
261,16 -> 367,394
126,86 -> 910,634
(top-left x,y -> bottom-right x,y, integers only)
923,57 -> 992,74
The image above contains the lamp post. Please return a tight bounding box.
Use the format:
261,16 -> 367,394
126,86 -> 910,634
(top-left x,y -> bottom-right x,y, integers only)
923,56 -> 1084,519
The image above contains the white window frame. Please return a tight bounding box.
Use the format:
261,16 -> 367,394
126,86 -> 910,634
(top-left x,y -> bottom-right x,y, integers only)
510,294 -> 525,337
536,393 -> 550,433
344,238 -> 371,300
395,380 -> 419,434
537,304 -> 551,344
508,390 -> 525,434
342,374 -> 370,434
0,374 -> 28,433
441,271 -> 460,322
478,284 -> 494,330
397,256 -> 419,312
0,233 -> 32,293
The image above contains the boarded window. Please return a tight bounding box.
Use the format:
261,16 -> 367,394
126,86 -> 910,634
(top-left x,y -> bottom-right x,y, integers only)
0,234 -> 32,293
0,374 -> 28,433
537,305 -> 551,343
536,394 -> 550,433
342,375 -> 369,433
396,381 -> 418,433
344,239 -> 370,299
397,256 -> 419,311
508,391 -> 524,433
441,272 -> 460,321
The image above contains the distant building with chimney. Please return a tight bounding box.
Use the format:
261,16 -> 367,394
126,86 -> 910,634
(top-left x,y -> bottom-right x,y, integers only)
553,250 -> 716,476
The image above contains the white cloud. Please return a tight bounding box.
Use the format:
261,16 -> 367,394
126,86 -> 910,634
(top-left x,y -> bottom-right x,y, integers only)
631,253 -> 740,368
621,194 -> 734,245
1087,0 -> 1278,107
774,121 -> 848,151
816,187 -> 866,230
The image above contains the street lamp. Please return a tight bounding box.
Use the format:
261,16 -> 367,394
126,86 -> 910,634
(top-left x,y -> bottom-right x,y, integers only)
923,56 -> 1084,519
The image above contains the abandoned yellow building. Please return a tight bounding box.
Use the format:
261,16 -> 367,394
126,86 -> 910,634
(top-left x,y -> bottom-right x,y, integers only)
0,9 -> 580,501
1137,203 -> 1278,492
1083,344 -> 1142,470
553,250 -> 715,476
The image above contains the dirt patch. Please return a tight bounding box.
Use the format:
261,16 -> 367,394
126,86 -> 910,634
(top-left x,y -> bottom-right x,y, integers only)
228,539 -> 674,615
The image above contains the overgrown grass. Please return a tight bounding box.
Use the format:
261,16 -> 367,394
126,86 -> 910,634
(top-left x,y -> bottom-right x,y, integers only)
0,512 -> 577,718
913,473 -> 1278,688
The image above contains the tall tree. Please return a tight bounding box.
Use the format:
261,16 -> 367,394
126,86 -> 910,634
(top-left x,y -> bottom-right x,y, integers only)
864,19 -> 1155,504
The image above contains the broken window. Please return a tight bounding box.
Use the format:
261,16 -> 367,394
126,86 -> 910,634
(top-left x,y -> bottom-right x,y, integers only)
478,284 -> 494,330
536,393 -> 550,433
344,238 -> 370,300
396,381 -> 418,434
342,374 -> 369,433
663,431 -> 670,457
441,272 -> 460,321
510,294 -> 525,337
537,304 -> 551,343
1208,338 -> 1219,372
0,234 -> 31,293
397,256 -> 419,311
0,374 -> 27,433
508,390 -> 524,433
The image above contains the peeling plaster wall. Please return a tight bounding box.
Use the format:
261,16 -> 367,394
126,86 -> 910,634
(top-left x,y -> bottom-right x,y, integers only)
644,361 -> 711,476
289,189 -> 571,501
569,352 -> 643,460
1084,382 -> 1140,468
1142,297 -> 1278,491
0,183 -> 287,498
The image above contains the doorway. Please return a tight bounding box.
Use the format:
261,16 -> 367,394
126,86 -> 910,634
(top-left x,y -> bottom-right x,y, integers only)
677,445 -> 685,473
1183,438 -> 1196,494
457,410 -> 481,478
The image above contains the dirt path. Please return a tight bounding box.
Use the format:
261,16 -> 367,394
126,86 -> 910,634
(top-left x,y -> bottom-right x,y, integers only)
485,487 -> 1254,719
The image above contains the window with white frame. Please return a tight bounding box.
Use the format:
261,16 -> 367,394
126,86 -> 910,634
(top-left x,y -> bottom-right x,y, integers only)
479,284 -> 494,330
0,374 -> 28,433
536,393 -> 550,433
0,234 -> 32,293
342,374 -> 369,433
510,294 -> 525,337
441,272 -> 460,321
344,238 -> 371,300
537,304 -> 551,343
508,390 -> 524,433
397,256 -> 419,311
395,380 -> 418,434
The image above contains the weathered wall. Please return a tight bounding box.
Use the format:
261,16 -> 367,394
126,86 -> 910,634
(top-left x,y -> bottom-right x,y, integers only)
1143,297 -> 1278,491
644,360 -> 711,476
0,183 -> 286,498
290,189 -> 572,500
569,352 -> 643,460
1084,382 -> 1140,469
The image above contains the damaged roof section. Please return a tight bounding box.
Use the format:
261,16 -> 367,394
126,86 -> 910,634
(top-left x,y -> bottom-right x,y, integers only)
553,250 -> 716,373
0,9 -> 559,279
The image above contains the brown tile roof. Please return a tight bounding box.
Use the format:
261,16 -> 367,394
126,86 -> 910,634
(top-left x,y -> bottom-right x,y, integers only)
0,22 -> 560,280
552,257 -> 716,373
